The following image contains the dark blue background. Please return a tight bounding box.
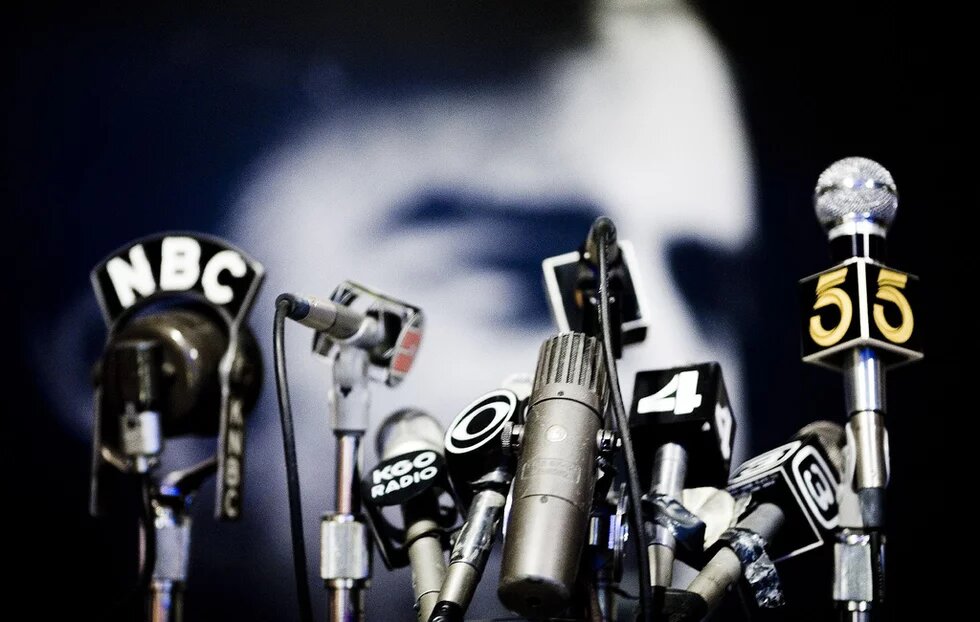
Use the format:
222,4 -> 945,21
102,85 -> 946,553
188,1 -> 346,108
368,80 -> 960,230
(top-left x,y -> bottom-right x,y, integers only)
6,2 -> 958,619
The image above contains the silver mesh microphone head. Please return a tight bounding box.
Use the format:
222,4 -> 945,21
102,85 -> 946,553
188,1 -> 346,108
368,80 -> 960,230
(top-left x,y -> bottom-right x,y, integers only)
376,408 -> 445,459
531,332 -> 608,410
814,157 -> 898,239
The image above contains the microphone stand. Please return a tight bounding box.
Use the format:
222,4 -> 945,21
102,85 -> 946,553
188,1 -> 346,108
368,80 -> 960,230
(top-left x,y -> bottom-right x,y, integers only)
836,348 -> 887,622
148,459 -> 217,622
276,283 -> 424,622
322,346 -> 372,622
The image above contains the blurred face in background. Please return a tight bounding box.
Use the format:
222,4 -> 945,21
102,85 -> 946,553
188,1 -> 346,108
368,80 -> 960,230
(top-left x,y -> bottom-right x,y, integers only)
43,1 -> 755,618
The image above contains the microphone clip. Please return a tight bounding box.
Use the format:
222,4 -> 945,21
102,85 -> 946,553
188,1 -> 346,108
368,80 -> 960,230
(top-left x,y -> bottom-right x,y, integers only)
311,281 -> 423,388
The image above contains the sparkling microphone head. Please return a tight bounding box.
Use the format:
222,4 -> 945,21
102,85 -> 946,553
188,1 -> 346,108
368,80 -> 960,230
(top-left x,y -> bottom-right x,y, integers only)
815,157 -> 898,240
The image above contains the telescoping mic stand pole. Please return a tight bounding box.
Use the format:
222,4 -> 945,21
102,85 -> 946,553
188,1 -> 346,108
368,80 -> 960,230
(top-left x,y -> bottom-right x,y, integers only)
276,282 -> 424,622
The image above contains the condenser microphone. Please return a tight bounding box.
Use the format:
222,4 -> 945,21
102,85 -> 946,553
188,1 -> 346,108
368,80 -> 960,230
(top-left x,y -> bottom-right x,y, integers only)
498,333 -> 608,618
429,388 -> 523,622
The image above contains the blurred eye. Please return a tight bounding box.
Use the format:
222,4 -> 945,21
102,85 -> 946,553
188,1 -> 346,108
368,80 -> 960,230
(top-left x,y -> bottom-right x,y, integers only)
387,190 -> 599,326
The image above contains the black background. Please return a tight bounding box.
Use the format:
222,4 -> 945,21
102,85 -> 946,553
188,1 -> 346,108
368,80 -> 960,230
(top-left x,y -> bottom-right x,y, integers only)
6,1 -> 960,619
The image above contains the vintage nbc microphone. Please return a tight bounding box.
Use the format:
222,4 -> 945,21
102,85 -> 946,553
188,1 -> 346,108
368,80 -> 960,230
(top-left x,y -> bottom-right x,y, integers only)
90,233 -> 265,622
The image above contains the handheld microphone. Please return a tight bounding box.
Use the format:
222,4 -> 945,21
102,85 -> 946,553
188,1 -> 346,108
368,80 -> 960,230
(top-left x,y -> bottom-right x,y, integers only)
628,363 -> 736,588
685,422 -> 845,617
801,158 -> 921,518
428,388 -> 524,622
498,332 -> 608,619
363,409 -> 455,622
800,158 -> 923,617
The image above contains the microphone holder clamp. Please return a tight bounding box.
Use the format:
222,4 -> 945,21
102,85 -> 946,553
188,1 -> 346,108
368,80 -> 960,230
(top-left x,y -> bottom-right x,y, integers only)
149,458 -> 218,622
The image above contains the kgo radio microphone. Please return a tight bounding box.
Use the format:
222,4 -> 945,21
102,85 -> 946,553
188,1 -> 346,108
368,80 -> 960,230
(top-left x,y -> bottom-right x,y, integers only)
362,409 -> 455,622
684,422 -> 845,618
799,158 -> 922,618
274,282 -> 424,622
498,333 -> 608,619
428,388 -> 525,622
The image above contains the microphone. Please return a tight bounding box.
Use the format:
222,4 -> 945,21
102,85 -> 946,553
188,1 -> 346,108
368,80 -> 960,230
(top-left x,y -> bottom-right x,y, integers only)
801,158 -> 923,617
275,281 -> 425,622
684,422 -> 845,617
628,363 -> 736,589
541,220 -> 651,356
89,233 -> 265,622
90,232 -> 265,521
362,410 -> 456,622
498,332 -> 608,619
277,293 -> 384,347
429,388 -> 524,622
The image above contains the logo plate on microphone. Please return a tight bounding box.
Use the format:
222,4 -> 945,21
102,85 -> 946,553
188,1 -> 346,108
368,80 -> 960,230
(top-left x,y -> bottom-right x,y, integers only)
630,362 -> 736,489
799,259 -> 922,369
521,458 -> 581,483
364,450 -> 447,506
791,445 -> 839,530
91,233 -> 263,325
446,390 -> 518,454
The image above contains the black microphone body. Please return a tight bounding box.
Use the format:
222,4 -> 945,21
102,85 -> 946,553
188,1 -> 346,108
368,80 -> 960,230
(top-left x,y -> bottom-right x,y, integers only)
498,333 -> 607,619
